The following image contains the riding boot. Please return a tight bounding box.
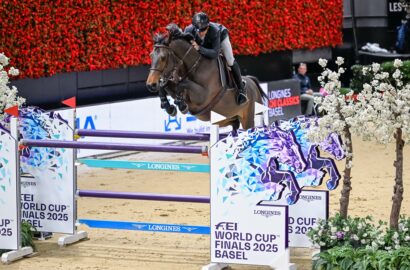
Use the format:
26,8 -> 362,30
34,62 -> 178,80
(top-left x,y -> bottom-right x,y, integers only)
231,61 -> 248,105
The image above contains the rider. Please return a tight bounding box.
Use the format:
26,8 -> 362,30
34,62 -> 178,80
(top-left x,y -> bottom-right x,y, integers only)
184,12 -> 248,105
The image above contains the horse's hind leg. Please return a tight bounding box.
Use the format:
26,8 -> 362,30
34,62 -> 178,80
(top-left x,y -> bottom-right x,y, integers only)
239,102 -> 255,130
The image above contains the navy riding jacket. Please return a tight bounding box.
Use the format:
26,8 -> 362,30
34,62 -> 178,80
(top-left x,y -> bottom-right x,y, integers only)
184,22 -> 228,59
293,73 -> 311,94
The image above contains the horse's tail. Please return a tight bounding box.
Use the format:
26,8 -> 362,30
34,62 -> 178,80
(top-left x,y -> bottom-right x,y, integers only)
246,75 -> 269,103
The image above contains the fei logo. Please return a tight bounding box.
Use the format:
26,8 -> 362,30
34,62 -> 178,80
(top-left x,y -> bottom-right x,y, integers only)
76,115 -> 97,130
215,222 -> 238,231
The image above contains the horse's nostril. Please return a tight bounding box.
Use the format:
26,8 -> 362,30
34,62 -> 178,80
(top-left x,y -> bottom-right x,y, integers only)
146,83 -> 159,93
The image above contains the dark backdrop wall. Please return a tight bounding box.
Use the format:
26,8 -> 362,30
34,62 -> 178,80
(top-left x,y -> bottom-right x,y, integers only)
12,51 -> 297,110
14,0 -> 400,110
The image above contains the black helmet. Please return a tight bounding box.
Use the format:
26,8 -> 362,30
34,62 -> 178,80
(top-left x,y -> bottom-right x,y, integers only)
192,12 -> 209,32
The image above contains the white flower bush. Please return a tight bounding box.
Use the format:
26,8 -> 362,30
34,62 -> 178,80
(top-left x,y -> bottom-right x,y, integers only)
0,53 -> 25,121
307,215 -> 410,250
307,57 -> 355,218
309,57 -> 410,229
308,58 -> 355,148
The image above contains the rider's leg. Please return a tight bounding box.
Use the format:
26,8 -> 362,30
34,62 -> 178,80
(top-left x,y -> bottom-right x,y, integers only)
221,36 -> 248,105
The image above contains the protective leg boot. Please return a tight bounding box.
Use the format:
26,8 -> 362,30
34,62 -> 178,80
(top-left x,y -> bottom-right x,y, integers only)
231,61 -> 248,105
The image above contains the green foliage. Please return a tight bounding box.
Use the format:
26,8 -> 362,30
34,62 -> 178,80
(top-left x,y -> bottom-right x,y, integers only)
0,221 -> 36,256
313,246 -> 410,270
21,221 -> 36,251
350,60 -> 410,92
308,214 -> 410,251
307,213 -> 384,249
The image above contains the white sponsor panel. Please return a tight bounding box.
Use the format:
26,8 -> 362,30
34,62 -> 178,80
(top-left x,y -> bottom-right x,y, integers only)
19,112 -> 75,234
20,175 -> 74,234
0,125 -> 19,250
209,126 -> 290,267
210,203 -> 288,266
264,190 -> 329,248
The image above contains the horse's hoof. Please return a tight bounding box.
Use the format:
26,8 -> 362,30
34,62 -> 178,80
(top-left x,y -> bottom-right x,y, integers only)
326,180 -> 338,190
166,105 -> 177,116
179,104 -> 189,114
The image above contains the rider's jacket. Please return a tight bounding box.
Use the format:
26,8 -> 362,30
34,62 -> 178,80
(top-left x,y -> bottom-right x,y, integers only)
184,22 -> 228,59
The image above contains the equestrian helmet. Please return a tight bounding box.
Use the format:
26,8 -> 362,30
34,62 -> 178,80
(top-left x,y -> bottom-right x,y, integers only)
192,12 -> 210,32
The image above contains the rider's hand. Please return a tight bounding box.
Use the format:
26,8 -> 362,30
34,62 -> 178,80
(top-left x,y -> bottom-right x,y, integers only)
191,40 -> 200,51
306,89 -> 314,95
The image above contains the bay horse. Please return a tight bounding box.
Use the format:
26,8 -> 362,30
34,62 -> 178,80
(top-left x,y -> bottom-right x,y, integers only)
146,24 -> 267,130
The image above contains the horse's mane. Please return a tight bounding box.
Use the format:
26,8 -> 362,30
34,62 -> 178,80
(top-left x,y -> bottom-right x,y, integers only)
153,23 -> 194,45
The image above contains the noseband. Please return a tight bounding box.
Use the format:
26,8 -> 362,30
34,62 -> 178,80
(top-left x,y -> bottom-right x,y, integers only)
150,43 -> 201,87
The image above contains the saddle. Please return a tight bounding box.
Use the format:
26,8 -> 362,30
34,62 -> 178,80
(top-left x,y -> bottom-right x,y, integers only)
217,55 -> 236,91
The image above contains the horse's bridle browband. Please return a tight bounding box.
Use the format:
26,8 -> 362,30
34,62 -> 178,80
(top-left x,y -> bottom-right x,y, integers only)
150,44 -> 201,86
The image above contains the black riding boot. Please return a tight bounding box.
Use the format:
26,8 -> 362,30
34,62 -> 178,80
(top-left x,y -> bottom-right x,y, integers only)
231,61 -> 248,105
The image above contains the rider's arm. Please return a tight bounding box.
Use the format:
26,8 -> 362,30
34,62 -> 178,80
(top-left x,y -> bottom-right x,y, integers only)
198,31 -> 221,59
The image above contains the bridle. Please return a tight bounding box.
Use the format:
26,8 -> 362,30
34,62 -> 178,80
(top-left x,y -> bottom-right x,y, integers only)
149,43 -> 201,87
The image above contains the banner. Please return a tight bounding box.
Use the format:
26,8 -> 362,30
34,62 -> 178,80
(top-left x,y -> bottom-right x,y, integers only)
210,128 -> 294,267
388,0 -> 407,30
19,108 -> 75,234
267,79 -> 301,124
0,124 -> 19,250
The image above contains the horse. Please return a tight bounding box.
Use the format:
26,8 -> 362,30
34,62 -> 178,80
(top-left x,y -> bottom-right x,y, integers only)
277,116 -> 345,190
146,24 -> 267,131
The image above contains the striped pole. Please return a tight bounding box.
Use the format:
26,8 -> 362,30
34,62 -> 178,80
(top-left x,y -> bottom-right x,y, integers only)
21,139 -> 208,155
79,219 -> 210,235
75,129 -> 228,141
77,190 -> 210,204
78,159 -> 210,173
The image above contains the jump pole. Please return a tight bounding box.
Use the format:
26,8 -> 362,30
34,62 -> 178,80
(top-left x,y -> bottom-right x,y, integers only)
21,139 -> 208,155
76,129 -> 216,141
78,190 -> 210,203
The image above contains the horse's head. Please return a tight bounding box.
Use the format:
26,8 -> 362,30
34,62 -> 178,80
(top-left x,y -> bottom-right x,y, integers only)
146,32 -> 172,93
269,127 -> 306,173
320,132 -> 346,160
146,23 -> 194,93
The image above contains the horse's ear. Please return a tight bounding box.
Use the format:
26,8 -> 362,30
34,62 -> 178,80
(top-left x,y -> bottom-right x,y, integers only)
166,23 -> 182,39
182,32 -> 194,42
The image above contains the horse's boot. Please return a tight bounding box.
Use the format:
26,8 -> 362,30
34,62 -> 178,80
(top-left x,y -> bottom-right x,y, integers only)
231,61 -> 248,105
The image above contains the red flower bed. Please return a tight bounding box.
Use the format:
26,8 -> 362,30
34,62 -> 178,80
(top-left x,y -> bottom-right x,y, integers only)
0,0 -> 342,79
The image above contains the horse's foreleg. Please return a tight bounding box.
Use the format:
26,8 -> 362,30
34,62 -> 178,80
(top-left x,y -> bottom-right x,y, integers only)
281,172 -> 301,205
159,87 -> 177,116
309,149 -> 341,190
321,159 -> 341,190
168,83 -> 188,114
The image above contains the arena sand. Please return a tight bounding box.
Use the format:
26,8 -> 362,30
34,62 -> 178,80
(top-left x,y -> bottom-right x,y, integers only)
2,136 -> 410,270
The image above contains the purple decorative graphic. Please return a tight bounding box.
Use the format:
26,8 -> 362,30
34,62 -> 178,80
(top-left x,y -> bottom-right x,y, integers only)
213,125 -> 306,205
213,116 -> 344,205
4,107 -> 73,181
277,116 -> 344,190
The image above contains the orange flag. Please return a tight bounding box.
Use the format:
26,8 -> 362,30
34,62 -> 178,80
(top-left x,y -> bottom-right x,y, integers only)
62,96 -> 76,108
4,105 -> 19,117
